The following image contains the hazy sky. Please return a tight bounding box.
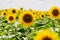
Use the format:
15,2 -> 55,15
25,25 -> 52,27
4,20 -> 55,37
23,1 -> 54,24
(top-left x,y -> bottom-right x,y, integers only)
0,0 -> 60,11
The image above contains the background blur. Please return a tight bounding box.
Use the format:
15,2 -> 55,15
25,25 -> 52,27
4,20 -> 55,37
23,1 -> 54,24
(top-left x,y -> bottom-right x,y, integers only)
0,0 -> 60,11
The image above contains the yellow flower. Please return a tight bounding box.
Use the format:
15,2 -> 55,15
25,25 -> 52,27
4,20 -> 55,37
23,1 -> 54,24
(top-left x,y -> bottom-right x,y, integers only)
8,8 -> 18,16
20,7 -> 23,11
18,10 -> 36,28
32,10 -> 40,19
29,9 -> 33,11
39,11 -> 45,19
1,10 -> 7,17
44,11 -> 49,15
19,7 -> 24,13
49,6 -> 60,19
6,13 -> 16,23
34,29 -> 58,40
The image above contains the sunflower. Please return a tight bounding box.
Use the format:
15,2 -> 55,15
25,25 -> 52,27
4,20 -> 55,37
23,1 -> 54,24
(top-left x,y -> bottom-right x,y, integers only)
18,10 -> 36,28
20,7 -> 23,11
6,13 -> 16,23
49,6 -> 60,19
3,8 -> 9,11
39,11 -> 45,19
1,10 -> 7,17
44,11 -> 49,15
29,9 -> 33,12
19,7 -> 24,14
8,8 -> 18,16
34,28 -> 58,40
32,10 -> 40,19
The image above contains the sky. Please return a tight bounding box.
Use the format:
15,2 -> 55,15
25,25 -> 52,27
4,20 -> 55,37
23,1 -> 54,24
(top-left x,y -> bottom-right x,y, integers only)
0,0 -> 60,11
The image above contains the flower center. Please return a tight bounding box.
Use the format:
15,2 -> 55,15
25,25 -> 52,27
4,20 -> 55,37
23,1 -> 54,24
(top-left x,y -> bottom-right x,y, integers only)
42,36 -> 52,40
23,14 -> 33,23
4,12 -> 6,15
52,9 -> 59,16
12,9 -> 16,13
42,15 -> 44,18
9,16 -> 14,21
20,8 -> 23,10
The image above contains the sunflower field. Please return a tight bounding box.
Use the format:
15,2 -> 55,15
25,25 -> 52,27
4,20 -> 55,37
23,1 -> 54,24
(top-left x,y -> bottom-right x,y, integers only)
0,6 -> 60,40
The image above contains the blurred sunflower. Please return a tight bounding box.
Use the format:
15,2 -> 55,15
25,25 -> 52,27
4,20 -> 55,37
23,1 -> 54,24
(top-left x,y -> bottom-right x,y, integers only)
8,8 -> 18,16
6,13 -> 16,23
44,11 -> 49,15
34,28 -> 58,40
32,10 -> 40,19
29,9 -> 33,12
1,10 -> 7,17
19,7 -> 24,13
18,10 -> 36,28
49,6 -> 60,19
20,7 -> 23,11
39,11 -> 45,19
3,8 -> 9,11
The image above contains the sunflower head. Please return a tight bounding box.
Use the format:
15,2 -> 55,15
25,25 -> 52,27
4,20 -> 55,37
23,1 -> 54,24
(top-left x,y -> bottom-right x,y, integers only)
20,7 -> 23,11
29,9 -> 33,12
39,11 -> 45,20
34,28 -> 58,40
1,10 -> 7,17
49,6 -> 60,19
3,8 -> 9,11
19,7 -> 24,13
8,8 -> 18,16
6,13 -> 16,23
32,10 -> 40,19
19,10 -> 36,28
22,14 -> 33,23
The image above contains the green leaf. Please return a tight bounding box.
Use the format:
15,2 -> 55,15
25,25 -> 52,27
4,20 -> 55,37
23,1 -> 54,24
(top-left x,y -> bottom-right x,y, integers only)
18,28 -> 25,33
